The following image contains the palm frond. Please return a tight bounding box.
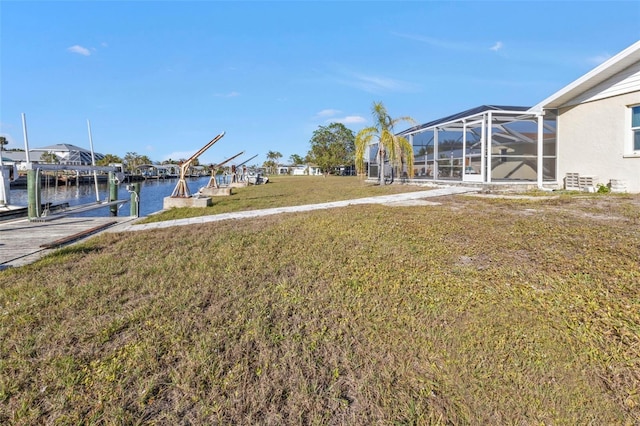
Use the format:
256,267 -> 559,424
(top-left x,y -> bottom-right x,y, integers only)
398,136 -> 414,178
355,127 -> 376,176
391,116 -> 416,128
356,101 -> 417,180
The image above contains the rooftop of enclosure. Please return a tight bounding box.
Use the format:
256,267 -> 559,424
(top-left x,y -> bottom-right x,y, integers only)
397,105 -> 534,136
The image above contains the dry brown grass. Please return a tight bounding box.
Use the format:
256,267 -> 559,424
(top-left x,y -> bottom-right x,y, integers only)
1,185 -> 639,425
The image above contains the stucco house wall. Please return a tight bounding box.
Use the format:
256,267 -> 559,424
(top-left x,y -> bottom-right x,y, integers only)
530,40 -> 640,193
557,90 -> 640,192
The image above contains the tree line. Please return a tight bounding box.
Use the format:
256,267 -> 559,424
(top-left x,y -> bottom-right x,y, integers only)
2,101 -> 414,183
262,121 -> 357,176
264,101 -> 414,184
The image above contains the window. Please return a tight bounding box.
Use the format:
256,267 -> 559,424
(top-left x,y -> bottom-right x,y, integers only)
633,105 -> 640,152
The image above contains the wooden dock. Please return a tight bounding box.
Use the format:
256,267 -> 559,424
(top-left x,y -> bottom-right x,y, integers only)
0,215 -> 137,270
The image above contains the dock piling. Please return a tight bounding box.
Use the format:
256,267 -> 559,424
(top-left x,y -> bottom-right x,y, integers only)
27,169 -> 41,219
130,182 -> 140,217
109,172 -> 118,216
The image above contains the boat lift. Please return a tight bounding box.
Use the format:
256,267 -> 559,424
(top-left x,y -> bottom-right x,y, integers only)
232,154 -> 258,185
170,131 -> 225,198
23,164 -> 125,220
13,113 -> 128,221
205,150 -> 245,189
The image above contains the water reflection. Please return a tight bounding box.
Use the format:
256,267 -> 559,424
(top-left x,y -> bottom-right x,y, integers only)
9,177 -> 211,217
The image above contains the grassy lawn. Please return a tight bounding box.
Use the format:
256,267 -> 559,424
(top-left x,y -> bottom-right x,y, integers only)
1,178 -> 639,424
140,175 -> 427,223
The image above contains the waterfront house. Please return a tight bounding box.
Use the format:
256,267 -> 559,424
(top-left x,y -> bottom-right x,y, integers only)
395,105 -> 547,187
1,150 -> 52,165
3,143 -> 106,168
377,40 -> 640,192
31,143 -> 105,166
529,40 -> 640,193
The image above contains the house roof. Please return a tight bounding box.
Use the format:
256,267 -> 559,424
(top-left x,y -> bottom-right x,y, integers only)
398,105 -> 531,136
530,40 -> 640,111
31,143 -> 92,152
0,151 -> 49,162
30,143 -> 105,164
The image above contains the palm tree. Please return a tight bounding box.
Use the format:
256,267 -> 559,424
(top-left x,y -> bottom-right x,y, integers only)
40,151 -> 59,164
265,150 -> 282,175
355,101 -> 415,185
97,153 -> 123,166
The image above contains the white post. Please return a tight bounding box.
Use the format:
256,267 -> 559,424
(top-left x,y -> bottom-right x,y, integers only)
22,113 -> 31,164
537,113 -> 544,189
0,153 -> 6,206
462,119 -> 467,180
433,127 -> 439,179
0,169 -> 7,206
487,112 -> 493,183
87,119 -> 100,202
0,129 -> 6,206
409,133 -> 413,178
480,116 -> 486,182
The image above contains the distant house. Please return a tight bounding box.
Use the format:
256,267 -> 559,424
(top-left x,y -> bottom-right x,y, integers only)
133,163 -> 204,178
1,150 -> 53,165
275,164 -> 324,175
3,144 -> 104,166
386,40 -> 640,192
1,144 -> 106,170
134,164 -> 170,178
291,164 -> 323,176
278,165 -> 290,175
191,165 -> 207,176
30,143 -> 105,165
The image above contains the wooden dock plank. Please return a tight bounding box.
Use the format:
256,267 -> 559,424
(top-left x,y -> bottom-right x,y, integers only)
0,216 -> 136,269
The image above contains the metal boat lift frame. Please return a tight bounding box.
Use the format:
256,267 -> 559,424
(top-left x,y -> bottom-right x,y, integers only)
170,132 -> 225,198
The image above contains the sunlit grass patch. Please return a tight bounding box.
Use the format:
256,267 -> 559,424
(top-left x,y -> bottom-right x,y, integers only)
140,175 -> 426,223
1,193 -> 638,424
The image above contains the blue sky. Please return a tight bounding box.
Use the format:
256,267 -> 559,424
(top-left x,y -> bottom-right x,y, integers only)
1,1 -> 639,166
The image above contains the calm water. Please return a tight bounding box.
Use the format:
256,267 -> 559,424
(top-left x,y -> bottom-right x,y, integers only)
9,176 -> 213,217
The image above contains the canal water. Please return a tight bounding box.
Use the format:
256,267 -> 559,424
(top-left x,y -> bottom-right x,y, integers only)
9,176 -> 214,217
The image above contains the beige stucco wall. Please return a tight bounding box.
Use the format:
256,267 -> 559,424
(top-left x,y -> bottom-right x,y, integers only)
557,91 -> 640,192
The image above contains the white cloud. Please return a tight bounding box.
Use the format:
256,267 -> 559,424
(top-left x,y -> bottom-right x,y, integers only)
67,45 -> 91,56
331,116 -> 366,124
490,41 -> 504,52
355,73 -> 402,91
347,72 -> 416,94
316,109 -> 341,118
393,33 -> 506,55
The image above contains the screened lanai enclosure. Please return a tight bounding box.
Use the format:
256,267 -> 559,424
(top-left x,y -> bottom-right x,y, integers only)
366,105 -> 557,187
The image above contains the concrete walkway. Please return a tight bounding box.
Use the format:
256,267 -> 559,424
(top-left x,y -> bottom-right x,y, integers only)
0,186 -> 477,269
112,186 -> 478,232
